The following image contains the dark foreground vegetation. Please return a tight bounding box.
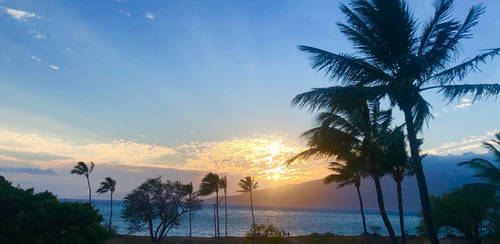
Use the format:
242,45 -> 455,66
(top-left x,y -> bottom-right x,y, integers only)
0,175 -> 112,244
106,234 -> 485,244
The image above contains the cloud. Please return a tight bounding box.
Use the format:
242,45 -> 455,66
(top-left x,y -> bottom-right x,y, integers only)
49,65 -> 59,70
28,30 -> 47,39
31,56 -> 42,62
0,148 -> 70,161
423,130 -> 499,155
145,12 -> 154,20
2,7 -> 39,20
0,129 -> 176,167
117,9 -> 131,17
0,129 -> 329,185
174,134 -> 328,183
0,167 -> 56,175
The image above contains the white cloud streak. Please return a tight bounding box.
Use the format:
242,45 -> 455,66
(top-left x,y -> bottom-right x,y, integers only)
2,7 -> 39,20
145,12 -> 154,20
423,130 -> 499,155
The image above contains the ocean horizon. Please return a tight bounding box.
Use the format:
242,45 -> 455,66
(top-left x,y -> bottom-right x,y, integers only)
65,199 -> 421,237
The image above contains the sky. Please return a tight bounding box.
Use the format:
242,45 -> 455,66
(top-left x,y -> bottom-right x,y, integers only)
0,0 -> 499,199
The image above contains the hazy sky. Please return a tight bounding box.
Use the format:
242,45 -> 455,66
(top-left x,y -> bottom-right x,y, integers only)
0,0 -> 499,198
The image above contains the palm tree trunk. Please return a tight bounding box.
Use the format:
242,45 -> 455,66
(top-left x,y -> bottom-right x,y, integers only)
402,107 -> 439,244
373,176 -> 397,244
356,185 -> 369,244
250,189 -> 256,234
397,181 -> 405,244
213,203 -> 217,238
224,188 -> 227,238
86,175 -> 91,204
109,192 -> 113,230
216,190 -> 220,238
189,192 -> 192,238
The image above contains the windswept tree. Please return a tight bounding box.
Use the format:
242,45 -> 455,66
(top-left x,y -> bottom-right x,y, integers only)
382,127 -> 413,244
219,176 -> 228,238
96,177 -> 116,230
185,183 -> 194,238
287,101 -> 398,244
323,154 -> 369,243
459,132 -> 500,187
122,177 -> 201,242
293,0 -> 500,242
71,161 -> 95,204
199,173 -> 221,238
238,176 -> 258,235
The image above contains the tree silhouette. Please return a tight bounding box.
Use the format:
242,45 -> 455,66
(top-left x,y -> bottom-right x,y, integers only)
96,177 -> 116,230
292,1 -> 500,242
238,176 -> 258,235
185,182 -> 194,238
459,132 -> 500,187
70,161 -> 95,204
219,176 -> 228,238
287,101 -> 398,243
323,154 -> 369,243
199,173 -> 221,238
382,127 -> 413,244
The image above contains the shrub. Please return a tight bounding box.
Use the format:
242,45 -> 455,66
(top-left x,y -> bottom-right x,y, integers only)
0,175 -> 111,243
417,184 -> 500,243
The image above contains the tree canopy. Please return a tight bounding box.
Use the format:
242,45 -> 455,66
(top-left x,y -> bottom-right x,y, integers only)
122,177 -> 202,241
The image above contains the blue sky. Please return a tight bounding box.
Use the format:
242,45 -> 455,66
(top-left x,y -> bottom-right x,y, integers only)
0,0 -> 499,198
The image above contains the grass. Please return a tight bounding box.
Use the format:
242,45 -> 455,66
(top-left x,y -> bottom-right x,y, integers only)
106,235 -> 444,244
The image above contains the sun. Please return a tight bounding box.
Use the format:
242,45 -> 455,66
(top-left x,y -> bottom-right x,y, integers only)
272,174 -> 280,180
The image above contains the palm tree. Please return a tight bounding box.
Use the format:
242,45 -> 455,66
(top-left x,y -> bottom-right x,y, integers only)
292,1 -> 500,242
287,101 -> 398,244
199,173 -> 221,238
185,182 -> 194,238
96,177 -> 116,230
323,154 -> 369,243
70,161 -> 95,204
238,176 -> 258,234
219,176 -> 228,238
382,127 -> 413,244
459,132 -> 500,187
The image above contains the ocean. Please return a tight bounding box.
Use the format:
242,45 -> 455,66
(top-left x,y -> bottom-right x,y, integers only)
74,200 -> 422,237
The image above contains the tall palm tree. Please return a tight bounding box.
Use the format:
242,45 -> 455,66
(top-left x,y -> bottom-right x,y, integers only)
70,161 -> 95,204
459,132 -> 500,187
185,182 -> 194,238
382,127 -> 413,244
238,176 -> 258,234
219,176 -> 228,238
323,154 -> 369,243
199,173 -> 221,238
287,101 -> 398,244
292,1 -> 500,242
96,177 -> 116,230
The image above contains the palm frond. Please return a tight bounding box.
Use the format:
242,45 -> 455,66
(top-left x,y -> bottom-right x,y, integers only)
291,86 -> 388,112
422,4 -> 485,73
315,111 -> 358,135
338,4 -> 387,66
238,176 -> 257,193
71,162 -> 88,175
88,162 -> 95,174
198,173 -> 220,196
412,93 -> 433,132
433,84 -> 500,103
418,0 -> 454,55
297,45 -> 391,85
483,141 -> 500,163
431,48 -> 500,84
